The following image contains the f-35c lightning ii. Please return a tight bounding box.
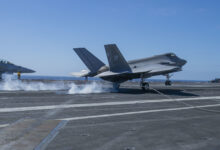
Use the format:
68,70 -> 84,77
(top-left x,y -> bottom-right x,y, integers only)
72,44 -> 187,91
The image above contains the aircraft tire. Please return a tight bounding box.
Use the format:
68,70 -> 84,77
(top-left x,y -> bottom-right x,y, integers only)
141,82 -> 149,91
165,80 -> 172,86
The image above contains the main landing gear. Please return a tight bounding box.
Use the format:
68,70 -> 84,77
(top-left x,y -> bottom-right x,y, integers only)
113,82 -> 120,92
141,82 -> 149,91
140,74 -> 149,91
165,74 -> 172,86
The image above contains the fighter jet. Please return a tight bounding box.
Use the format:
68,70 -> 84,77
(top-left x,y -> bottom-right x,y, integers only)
0,59 -> 35,79
72,44 -> 187,90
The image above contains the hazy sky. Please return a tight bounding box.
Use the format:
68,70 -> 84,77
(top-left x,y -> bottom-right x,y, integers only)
0,0 -> 219,80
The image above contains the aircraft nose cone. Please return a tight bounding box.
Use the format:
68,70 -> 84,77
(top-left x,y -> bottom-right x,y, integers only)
26,68 -> 36,73
30,69 -> 35,73
21,67 -> 35,73
181,59 -> 187,66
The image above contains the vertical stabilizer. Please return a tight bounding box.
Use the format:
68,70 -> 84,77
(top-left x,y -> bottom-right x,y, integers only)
73,48 -> 105,73
104,44 -> 131,72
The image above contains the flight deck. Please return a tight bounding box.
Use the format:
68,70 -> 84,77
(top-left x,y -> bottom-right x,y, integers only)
0,81 -> 220,150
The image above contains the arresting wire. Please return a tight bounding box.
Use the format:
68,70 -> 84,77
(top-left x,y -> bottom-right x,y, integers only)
149,87 -> 220,114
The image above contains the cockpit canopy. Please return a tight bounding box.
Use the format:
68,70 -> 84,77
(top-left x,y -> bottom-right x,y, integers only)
0,59 -> 13,65
166,53 -> 176,57
165,53 -> 180,62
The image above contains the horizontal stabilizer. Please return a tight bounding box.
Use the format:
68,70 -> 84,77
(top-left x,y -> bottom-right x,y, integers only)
73,48 -> 105,73
71,70 -> 90,77
104,44 -> 131,73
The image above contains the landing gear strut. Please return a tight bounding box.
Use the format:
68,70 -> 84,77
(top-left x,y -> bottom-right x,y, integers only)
140,74 -> 149,91
113,82 -> 120,92
165,74 -> 172,86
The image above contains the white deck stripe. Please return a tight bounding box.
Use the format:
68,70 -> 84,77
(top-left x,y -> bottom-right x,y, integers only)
0,124 -> 9,128
0,96 -> 220,113
59,103 -> 220,121
1,103 -> 220,128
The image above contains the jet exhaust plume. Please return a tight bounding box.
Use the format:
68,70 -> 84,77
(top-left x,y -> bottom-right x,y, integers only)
0,74 -> 110,94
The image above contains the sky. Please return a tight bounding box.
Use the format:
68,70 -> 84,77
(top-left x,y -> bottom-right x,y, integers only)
0,0 -> 219,80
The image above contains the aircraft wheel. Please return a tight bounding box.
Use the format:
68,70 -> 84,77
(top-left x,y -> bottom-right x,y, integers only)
141,82 -> 149,91
165,80 -> 172,86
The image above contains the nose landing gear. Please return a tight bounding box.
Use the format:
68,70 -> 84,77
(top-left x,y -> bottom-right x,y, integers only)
165,80 -> 172,86
165,74 -> 172,86
140,74 -> 149,91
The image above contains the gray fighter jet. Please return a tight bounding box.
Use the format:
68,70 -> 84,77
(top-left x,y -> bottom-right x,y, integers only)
0,59 -> 35,79
72,44 -> 187,90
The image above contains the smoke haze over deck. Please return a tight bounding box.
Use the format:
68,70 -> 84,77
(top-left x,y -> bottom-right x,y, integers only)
0,0 -> 219,80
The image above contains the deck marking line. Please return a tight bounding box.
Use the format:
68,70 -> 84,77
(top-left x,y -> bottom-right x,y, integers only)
58,103 -> 220,121
1,103 -> 220,129
34,120 -> 68,150
0,124 -> 9,128
0,96 -> 220,113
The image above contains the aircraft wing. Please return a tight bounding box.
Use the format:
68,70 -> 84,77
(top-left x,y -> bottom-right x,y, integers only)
132,64 -> 180,74
148,65 -> 180,73
97,64 -> 179,79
